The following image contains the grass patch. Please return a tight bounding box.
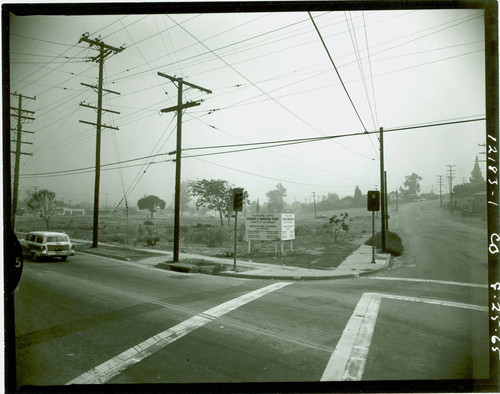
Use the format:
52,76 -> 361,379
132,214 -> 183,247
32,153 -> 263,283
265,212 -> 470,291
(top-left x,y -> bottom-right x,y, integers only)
15,208 -> 373,270
160,259 -> 228,275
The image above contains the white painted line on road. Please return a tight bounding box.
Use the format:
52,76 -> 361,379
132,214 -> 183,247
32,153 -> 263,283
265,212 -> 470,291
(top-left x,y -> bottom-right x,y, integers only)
321,292 -> 487,382
321,293 -> 381,382
369,276 -> 487,288
66,281 -> 292,385
373,293 -> 488,312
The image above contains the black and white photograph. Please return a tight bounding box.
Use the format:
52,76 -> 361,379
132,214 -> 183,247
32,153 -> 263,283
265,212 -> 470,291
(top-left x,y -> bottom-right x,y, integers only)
4,1 -> 499,392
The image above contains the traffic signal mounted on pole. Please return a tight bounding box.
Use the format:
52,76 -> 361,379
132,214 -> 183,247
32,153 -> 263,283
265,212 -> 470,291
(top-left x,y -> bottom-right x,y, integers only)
367,190 -> 380,211
233,188 -> 244,212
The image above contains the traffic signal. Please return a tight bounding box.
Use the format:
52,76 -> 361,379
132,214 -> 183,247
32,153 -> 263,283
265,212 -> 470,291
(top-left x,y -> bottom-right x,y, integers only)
367,190 -> 380,211
233,188 -> 244,212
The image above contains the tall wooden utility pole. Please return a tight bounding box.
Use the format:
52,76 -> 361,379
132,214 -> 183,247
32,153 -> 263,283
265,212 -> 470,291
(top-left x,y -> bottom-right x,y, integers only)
78,33 -> 124,248
437,175 -> 444,207
384,171 -> 389,231
379,127 -> 386,252
312,192 -> 317,218
158,72 -> 211,262
446,164 -> 456,215
10,93 -> 35,230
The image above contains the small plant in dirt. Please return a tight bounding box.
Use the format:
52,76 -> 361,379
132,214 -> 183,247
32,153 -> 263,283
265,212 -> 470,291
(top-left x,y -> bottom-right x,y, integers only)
329,212 -> 350,242
365,231 -> 404,256
144,237 -> 160,246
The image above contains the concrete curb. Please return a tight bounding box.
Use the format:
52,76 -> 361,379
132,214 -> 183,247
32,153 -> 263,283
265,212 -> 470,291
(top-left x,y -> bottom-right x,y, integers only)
215,258 -> 391,281
72,238 -> 393,281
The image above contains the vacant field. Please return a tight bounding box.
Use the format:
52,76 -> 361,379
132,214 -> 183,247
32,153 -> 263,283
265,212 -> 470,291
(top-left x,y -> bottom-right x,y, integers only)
14,208 -> 377,269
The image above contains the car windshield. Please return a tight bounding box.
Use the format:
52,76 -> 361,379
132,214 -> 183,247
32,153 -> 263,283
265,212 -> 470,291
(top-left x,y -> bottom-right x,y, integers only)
46,235 -> 68,243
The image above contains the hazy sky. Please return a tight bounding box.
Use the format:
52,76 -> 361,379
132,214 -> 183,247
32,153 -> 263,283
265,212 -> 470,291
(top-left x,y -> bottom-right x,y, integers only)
9,5 -> 486,209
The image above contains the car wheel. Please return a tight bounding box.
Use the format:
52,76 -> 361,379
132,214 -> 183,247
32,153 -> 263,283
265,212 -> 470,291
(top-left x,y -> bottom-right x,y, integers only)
60,256 -> 67,262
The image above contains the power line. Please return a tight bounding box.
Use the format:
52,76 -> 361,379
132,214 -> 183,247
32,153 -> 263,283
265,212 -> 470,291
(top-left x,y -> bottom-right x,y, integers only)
309,11 -> 367,132
167,15 -> 375,161
181,116 -> 485,158
18,113 -> 485,197
20,115 -> 485,179
19,153 -> 172,178
362,11 -> 379,130
191,157 -> 372,189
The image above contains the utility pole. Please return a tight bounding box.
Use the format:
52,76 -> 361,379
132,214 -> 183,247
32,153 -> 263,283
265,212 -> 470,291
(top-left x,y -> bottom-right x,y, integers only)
437,175 -> 444,207
158,72 -> 211,262
384,171 -> 389,231
78,33 -> 124,248
379,127 -> 386,252
478,143 -> 486,163
312,192 -> 317,218
446,165 -> 456,215
10,93 -> 36,230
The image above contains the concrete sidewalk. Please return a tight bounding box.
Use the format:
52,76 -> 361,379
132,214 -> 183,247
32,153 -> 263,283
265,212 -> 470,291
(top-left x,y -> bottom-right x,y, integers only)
216,244 -> 391,280
73,239 -> 391,281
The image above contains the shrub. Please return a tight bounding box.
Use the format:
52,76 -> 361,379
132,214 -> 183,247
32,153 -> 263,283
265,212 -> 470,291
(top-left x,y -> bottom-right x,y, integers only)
206,227 -> 227,247
138,236 -> 160,246
329,213 -> 350,242
365,231 -> 404,256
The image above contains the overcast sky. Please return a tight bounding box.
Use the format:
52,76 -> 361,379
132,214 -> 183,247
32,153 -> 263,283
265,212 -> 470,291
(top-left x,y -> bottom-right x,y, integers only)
9,5 -> 486,209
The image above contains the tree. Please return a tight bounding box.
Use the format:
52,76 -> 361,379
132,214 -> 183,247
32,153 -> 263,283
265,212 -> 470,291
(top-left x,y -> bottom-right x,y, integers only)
402,173 -> 422,198
470,155 -> 485,184
266,183 -> 287,212
137,195 -> 166,219
317,192 -> 340,211
352,186 -> 364,207
189,179 -> 233,226
179,181 -> 192,215
26,189 -> 57,230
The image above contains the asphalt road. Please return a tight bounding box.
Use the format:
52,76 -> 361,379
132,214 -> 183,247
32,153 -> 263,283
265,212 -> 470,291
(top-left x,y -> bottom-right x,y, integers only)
12,200 -> 492,390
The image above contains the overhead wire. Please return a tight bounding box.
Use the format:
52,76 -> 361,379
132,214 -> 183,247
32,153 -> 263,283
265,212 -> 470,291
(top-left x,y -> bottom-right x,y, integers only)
200,46 -> 483,116
344,11 -> 379,156
363,11 -> 379,129
191,157 -> 371,189
167,14 -> 375,161
20,116 -> 485,178
308,11 -> 368,133
187,12 -> 481,115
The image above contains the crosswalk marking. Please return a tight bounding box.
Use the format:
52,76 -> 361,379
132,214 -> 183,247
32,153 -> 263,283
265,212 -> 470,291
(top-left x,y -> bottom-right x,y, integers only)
321,292 -> 487,382
66,281 -> 292,385
370,276 -> 487,288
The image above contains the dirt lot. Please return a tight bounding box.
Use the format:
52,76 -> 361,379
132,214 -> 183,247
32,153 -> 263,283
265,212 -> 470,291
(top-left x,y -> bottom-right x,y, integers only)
14,208 -> 375,269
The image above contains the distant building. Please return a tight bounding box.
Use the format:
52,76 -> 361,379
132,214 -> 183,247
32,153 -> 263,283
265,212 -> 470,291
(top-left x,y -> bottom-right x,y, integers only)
61,207 -> 85,216
388,191 -> 401,202
472,192 -> 487,216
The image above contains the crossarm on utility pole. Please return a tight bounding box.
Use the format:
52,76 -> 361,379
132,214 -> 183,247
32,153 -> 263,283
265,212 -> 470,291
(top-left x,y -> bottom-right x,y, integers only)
80,102 -> 121,115
160,101 -> 201,113
158,72 -> 212,94
81,83 -> 121,95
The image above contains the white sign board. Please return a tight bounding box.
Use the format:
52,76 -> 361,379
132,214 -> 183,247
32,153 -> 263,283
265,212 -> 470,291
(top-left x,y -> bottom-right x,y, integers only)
280,213 -> 295,241
245,213 -> 295,241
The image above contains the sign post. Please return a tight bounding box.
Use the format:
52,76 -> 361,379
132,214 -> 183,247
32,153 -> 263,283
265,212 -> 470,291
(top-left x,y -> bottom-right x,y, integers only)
233,210 -> 238,271
232,188 -> 244,271
367,191 -> 380,264
245,213 -> 295,254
